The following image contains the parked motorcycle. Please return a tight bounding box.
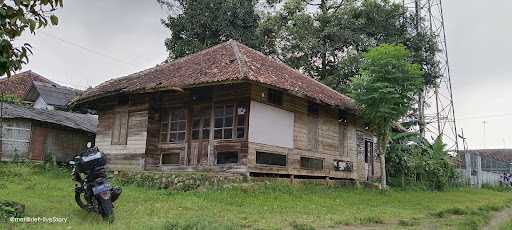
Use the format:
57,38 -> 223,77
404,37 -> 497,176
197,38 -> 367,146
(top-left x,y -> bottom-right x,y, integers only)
69,147 -> 122,222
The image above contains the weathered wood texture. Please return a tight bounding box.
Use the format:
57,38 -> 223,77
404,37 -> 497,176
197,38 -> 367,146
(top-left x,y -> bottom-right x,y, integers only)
0,119 -> 31,161
40,123 -> 91,162
248,84 -> 375,181
95,94 -> 150,171
96,83 -> 379,181
0,118 -> 92,162
144,83 -> 251,174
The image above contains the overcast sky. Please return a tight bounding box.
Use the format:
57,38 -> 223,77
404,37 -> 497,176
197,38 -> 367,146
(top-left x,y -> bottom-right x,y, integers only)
10,0 -> 512,150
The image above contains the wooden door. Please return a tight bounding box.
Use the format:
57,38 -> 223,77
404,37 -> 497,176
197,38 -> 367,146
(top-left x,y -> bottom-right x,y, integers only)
364,140 -> 374,180
189,106 -> 211,166
31,127 -> 48,161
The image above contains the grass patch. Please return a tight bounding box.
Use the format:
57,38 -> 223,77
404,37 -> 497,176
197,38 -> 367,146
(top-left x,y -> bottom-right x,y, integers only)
0,163 -> 511,229
398,219 -> 417,226
432,207 -> 469,218
358,216 -> 385,224
498,219 -> 512,230
290,221 -> 315,230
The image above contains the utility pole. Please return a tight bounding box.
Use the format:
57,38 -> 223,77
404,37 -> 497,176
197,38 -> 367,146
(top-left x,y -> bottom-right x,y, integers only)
482,120 -> 487,149
0,90 -> 4,160
414,0 -> 426,137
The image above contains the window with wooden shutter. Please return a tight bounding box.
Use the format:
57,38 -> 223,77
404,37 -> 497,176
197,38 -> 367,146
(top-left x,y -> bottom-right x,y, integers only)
112,111 -> 129,145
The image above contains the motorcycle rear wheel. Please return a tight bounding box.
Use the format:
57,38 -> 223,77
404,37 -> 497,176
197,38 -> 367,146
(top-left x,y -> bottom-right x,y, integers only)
98,198 -> 114,223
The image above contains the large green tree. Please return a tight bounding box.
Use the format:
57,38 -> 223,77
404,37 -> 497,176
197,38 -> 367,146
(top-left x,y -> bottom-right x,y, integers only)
158,0 -> 262,60
259,0 -> 440,93
349,44 -> 423,188
0,0 -> 62,77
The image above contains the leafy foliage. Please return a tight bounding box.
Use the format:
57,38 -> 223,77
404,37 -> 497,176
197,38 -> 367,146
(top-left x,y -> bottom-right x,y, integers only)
349,44 -> 423,187
0,200 -> 24,221
259,0 -> 441,92
158,0 -> 262,60
0,94 -> 22,104
0,0 -> 62,77
386,131 -> 458,190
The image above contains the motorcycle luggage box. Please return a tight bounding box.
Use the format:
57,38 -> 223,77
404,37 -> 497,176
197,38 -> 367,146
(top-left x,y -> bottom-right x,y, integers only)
78,149 -> 106,172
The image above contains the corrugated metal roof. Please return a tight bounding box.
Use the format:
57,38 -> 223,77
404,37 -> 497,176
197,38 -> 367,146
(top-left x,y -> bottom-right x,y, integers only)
0,103 -> 97,133
74,40 -> 354,110
32,81 -> 82,107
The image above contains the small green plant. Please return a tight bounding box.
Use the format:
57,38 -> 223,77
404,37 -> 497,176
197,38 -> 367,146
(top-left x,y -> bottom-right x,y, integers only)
290,221 -> 315,230
398,219 -> 417,226
0,200 -> 24,222
43,152 -> 57,170
358,216 -> 385,224
432,207 -> 468,218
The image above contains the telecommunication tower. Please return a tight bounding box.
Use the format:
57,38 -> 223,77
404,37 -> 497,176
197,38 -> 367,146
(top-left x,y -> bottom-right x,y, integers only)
404,0 -> 459,151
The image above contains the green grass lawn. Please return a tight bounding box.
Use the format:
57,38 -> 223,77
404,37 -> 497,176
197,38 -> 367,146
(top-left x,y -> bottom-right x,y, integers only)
1,163 -> 512,230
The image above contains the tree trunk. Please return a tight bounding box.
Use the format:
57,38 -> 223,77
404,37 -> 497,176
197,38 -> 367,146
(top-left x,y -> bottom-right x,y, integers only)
379,132 -> 390,189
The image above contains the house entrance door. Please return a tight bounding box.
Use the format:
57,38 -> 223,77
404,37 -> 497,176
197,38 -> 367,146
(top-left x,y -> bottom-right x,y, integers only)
189,105 -> 211,166
364,140 -> 374,181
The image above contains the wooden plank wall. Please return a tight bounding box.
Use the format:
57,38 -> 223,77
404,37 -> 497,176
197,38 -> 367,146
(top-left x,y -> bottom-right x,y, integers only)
248,84 -> 372,181
144,83 -> 251,174
0,119 -> 31,161
41,124 -> 92,162
93,82 -> 379,181
95,95 -> 150,171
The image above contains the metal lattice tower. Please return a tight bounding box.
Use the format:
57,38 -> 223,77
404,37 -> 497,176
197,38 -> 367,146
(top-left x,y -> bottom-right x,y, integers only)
403,0 -> 459,151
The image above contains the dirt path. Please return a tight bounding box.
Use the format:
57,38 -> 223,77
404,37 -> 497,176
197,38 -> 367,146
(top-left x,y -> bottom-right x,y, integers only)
483,207 -> 512,230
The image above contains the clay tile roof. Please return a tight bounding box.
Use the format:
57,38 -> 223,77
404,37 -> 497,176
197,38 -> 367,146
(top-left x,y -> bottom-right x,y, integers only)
0,70 -> 57,99
75,40 -> 354,109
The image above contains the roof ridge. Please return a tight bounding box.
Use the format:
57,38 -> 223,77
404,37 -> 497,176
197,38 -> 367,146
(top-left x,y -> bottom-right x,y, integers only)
234,41 -> 353,103
229,40 -> 248,79
99,41 -> 235,86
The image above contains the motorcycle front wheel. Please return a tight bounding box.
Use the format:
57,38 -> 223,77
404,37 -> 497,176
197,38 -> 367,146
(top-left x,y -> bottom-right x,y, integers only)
75,190 -> 93,211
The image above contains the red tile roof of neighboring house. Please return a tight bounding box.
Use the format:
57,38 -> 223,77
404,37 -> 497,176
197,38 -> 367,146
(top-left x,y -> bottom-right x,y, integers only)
74,40 -> 354,110
0,70 -> 57,99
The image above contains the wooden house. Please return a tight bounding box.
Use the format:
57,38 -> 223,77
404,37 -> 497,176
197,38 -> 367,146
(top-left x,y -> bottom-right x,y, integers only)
73,40 -> 380,181
0,103 -> 97,162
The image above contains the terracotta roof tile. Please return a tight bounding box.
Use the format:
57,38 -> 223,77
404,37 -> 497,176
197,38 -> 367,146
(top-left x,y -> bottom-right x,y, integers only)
0,70 -> 56,99
75,40 -> 354,109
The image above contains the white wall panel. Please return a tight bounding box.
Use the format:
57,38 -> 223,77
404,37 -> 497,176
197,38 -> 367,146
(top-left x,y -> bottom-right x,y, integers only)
249,101 -> 294,148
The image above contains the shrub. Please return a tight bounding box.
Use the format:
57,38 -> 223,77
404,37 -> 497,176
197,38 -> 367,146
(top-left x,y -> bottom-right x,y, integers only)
0,200 -> 25,221
114,171 -> 247,192
387,132 -> 458,190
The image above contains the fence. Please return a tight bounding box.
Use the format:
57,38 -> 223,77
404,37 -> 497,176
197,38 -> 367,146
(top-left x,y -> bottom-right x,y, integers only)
459,151 -> 512,187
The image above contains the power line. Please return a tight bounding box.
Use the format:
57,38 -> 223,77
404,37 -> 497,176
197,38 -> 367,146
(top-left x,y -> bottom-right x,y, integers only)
40,31 -> 138,67
457,113 -> 512,121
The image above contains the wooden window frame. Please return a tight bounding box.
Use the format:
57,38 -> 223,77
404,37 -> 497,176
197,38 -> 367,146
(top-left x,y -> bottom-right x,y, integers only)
300,156 -> 324,170
160,109 -> 187,144
213,103 -> 247,140
216,151 -> 239,165
160,152 -> 181,166
307,101 -> 320,116
191,106 -> 211,141
267,88 -> 283,106
256,151 -> 287,167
